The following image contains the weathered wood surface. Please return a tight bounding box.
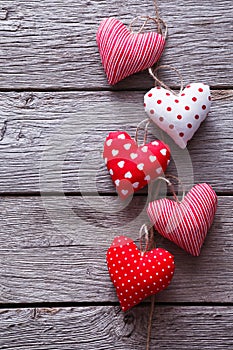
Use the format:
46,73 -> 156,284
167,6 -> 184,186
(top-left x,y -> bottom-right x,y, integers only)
0,1 -> 232,89
0,306 -> 233,350
0,0 -> 232,348
0,196 -> 232,303
0,90 -> 232,193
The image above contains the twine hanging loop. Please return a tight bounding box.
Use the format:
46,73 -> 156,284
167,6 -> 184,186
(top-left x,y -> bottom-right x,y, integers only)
157,174 -> 185,203
135,118 -> 151,146
129,16 -> 168,39
149,65 -> 184,96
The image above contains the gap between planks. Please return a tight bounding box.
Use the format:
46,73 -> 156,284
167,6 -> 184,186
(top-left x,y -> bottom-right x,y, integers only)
0,301 -> 233,310
0,86 -> 232,93
0,305 -> 232,350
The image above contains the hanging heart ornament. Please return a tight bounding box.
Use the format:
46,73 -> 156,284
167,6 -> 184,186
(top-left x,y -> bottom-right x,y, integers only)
144,83 -> 211,148
147,183 -> 217,256
96,17 -> 166,85
107,236 -> 175,311
103,131 -> 170,199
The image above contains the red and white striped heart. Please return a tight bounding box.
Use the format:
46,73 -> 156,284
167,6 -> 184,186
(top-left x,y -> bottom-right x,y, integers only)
103,131 -> 170,199
97,17 -> 165,85
147,183 -> 217,256
107,236 -> 175,311
144,83 -> 211,148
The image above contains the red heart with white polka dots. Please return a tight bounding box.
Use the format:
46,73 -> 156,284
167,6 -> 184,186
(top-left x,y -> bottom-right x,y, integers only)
107,236 -> 175,312
144,83 -> 211,148
147,183 -> 217,256
103,131 -> 170,199
96,17 -> 165,85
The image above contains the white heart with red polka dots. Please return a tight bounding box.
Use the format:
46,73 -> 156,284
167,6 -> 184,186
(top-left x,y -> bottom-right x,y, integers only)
106,235 -> 175,312
144,83 -> 211,149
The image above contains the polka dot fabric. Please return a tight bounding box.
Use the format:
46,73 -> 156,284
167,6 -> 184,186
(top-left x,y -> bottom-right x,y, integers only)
147,183 -> 218,256
144,83 -> 211,148
96,17 -> 165,85
107,236 -> 175,311
103,131 -> 170,199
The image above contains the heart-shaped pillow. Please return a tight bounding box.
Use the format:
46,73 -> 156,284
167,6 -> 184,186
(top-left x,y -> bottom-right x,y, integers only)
97,17 -> 165,85
144,83 -> 211,148
103,131 -> 170,199
107,236 -> 175,311
147,183 -> 217,256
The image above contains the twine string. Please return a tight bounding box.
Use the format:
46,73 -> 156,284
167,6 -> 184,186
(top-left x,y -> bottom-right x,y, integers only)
130,16 -> 157,34
149,65 -> 184,96
158,175 -> 185,203
148,69 -> 233,101
146,294 -> 156,350
139,223 -> 156,350
153,0 -> 162,34
139,224 -> 155,254
143,119 -> 151,145
139,10 -> 172,350
139,223 -> 149,254
135,118 -> 151,146
129,0 -> 167,39
153,0 -> 168,38
146,225 -> 156,350
146,224 -> 157,350
129,16 -> 167,39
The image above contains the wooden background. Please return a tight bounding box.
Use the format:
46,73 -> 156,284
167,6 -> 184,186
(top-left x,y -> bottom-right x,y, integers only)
0,0 -> 232,349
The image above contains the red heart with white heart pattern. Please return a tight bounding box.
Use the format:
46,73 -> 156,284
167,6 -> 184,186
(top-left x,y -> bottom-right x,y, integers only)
144,83 -> 211,148
107,236 -> 175,311
97,17 -> 165,85
147,183 -> 217,256
103,131 -> 170,199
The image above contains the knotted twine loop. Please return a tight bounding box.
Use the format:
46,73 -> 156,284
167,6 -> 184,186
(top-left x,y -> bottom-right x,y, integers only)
129,0 -> 167,39
129,16 -> 168,39
157,174 -> 185,203
139,223 -> 149,254
139,223 -> 155,254
135,118 -> 151,146
149,67 -> 233,101
149,65 -> 184,96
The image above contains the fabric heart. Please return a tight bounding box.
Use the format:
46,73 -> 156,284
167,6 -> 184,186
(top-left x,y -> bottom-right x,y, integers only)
103,131 -> 170,199
144,83 -> 211,148
97,17 -> 165,85
107,236 -> 175,311
147,183 -> 217,256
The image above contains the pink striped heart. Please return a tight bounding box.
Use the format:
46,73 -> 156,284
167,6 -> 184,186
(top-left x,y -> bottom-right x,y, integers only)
96,17 -> 165,85
147,183 -> 217,256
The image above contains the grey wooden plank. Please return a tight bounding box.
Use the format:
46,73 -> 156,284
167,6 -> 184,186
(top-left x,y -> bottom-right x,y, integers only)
0,306 -> 232,349
0,0 -> 232,89
0,90 -> 232,193
0,196 -> 232,303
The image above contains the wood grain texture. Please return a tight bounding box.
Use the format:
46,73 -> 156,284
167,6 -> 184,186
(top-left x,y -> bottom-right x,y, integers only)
0,196 -> 232,303
0,90 -> 232,193
0,0 -> 232,89
0,0 -> 232,347
0,306 -> 233,349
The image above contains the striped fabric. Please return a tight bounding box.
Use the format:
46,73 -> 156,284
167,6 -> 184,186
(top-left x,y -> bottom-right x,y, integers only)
147,183 -> 218,256
96,17 -> 165,85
